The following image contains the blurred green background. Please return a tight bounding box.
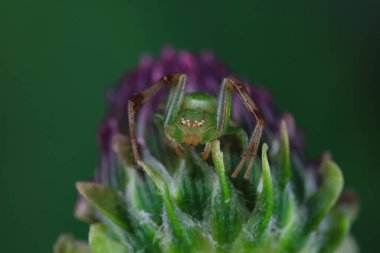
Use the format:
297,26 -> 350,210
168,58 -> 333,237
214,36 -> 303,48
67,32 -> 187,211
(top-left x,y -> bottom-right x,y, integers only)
0,0 -> 378,252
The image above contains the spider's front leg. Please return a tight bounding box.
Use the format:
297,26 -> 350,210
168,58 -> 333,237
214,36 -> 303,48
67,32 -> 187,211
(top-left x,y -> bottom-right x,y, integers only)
162,74 -> 189,156
215,77 -> 264,179
128,73 -> 187,164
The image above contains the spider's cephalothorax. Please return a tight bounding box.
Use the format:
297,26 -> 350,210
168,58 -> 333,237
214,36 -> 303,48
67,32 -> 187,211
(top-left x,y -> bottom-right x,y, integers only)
169,92 -> 219,147
128,73 -> 264,179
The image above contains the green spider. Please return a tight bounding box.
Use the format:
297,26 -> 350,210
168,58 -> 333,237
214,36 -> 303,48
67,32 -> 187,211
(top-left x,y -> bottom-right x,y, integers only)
128,73 -> 264,179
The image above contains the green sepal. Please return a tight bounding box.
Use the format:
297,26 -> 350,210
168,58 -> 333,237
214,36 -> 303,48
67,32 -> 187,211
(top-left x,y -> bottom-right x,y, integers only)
210,177 -> 244,251
303,159 -> 344,233
277,120 -> 291,191
317,212 -> 351,253
209,140 -> 244,252
211,140 -> 231,203
244,143 -> 273,244
272,121 -> 295,229
279,158 -> 344,252
89,223 -> 131,253
335,235 -> 359,253
137,159 -> 183,240
150,114 -> 182,174
278,187 -> 296,228
76,182 -> 132,232
158,215 -> 215,253
128,169 -> 163,224
138,157 -> 212,253
317,191 -> 359,253
183,225 -> 214,253
54,234 -> 90,253
173,150 -> 212,220
221,130 -> 258,212
290,157 -> 307,204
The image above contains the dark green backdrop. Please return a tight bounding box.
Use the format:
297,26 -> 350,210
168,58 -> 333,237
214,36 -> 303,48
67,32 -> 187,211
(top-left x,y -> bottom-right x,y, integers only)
0,0 -> 378,252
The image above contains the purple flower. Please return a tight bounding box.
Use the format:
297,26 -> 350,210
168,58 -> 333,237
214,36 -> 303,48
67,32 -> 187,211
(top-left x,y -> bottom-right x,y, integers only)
104,46 -> 303,169
69,47 -> 358,253
76,46 -> 304,219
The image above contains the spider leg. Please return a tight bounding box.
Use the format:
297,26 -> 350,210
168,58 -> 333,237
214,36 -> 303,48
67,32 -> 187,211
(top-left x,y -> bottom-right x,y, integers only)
200,142 -> 211,160
164,130 -> 186,156
163,74 -> 188,156
163,74 -> 188,126
216,77 -> 264,179
216,78 -> 233,133
128,73 -> 187,163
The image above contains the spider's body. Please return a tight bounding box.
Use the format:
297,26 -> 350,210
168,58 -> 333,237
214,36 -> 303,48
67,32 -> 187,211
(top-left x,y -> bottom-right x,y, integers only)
166,92 -> 219,147
128,73 -> 264,179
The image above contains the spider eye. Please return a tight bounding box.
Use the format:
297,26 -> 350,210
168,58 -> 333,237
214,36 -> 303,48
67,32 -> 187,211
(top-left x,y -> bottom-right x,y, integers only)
197,119 -> 205,127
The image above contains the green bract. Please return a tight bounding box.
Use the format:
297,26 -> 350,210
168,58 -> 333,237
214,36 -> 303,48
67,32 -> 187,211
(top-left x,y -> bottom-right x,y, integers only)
55,120 -> 358,253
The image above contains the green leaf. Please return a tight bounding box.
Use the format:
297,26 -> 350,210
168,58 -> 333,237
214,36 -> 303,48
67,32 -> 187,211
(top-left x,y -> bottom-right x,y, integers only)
76,182 -> 132,232
89,223 -> 131,253
245,143 -> 273,244
54,234 -> 90,253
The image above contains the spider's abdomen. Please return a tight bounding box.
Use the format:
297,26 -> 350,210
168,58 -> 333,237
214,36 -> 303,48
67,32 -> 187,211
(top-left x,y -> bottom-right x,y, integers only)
182,92 -> 217,112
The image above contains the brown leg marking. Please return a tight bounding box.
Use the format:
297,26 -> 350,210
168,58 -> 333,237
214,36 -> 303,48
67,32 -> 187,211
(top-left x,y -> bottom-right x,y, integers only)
128,73 -> 184,164
200,142 -> 211,160
225,78 -> 265,179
